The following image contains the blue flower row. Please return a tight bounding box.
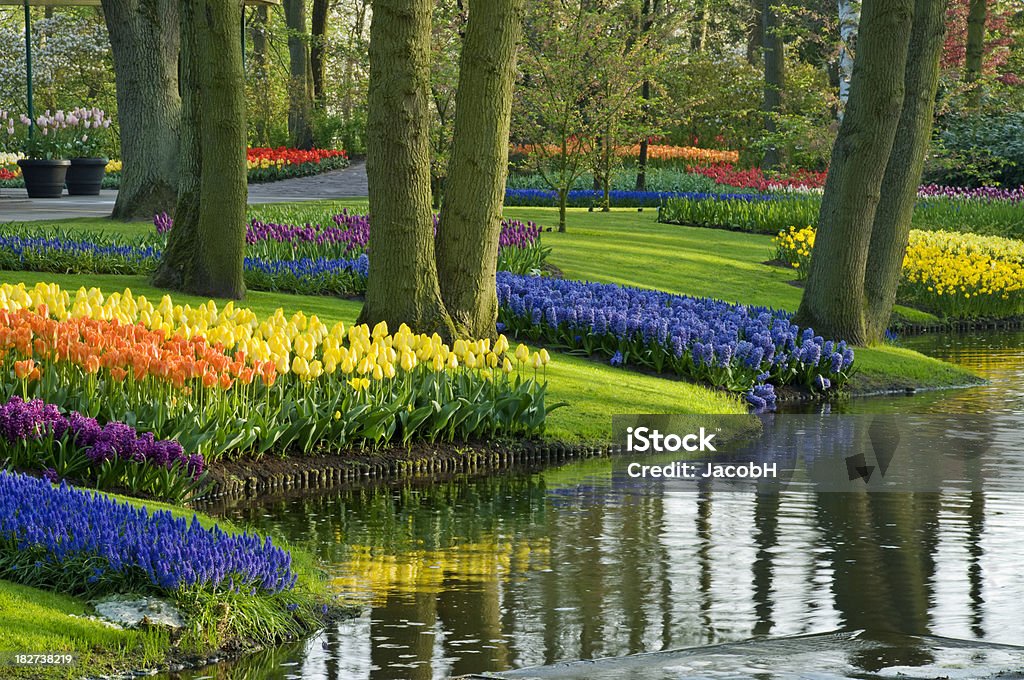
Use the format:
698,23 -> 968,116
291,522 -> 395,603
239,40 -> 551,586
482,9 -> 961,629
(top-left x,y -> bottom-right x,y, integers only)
496,273 -> 854,407
0,232 -> 370,295
0,471 -> 296,594
504,188 -> 783,208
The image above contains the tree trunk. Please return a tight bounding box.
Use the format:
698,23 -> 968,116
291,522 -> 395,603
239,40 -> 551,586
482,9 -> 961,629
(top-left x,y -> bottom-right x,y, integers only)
251,6 -> 270,146
793,0 -> 914,344
837,0 -> 861,112
863,0 -> 948,341
284,0 -> 314,149
101,0 -> 181,219
311,0 -> 329,107
635,0 -> 656,191
558,188 -> 568,233
747,0 -> 762,66
964,0 -> 986,104
691,0 -> 708,52
359,0 -> 455,337
761,0 -> 784,170
437,0 -> 524,339
153,0 -> 247,299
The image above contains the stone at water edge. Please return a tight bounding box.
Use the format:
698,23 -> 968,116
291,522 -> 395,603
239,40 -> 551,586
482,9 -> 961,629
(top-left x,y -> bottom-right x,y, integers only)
93,595 -> 185,630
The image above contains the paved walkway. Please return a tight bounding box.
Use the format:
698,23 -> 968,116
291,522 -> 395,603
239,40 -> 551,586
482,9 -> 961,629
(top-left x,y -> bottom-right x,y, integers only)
0,160 -> 368,222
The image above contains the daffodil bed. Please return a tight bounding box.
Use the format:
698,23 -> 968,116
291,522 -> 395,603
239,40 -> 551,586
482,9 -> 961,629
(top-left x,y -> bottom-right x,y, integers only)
0,282 -> 555,464
775,226 -> 1024,319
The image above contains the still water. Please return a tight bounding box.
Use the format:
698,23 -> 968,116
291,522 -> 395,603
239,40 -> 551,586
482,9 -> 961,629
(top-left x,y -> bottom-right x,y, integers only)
179,331 -> 1024,679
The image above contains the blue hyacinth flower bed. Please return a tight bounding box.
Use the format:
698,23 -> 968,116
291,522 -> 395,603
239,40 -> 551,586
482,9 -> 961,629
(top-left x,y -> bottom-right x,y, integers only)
0,471 -> 297,596
496,273 -> 854,409
504,188 -> 783,208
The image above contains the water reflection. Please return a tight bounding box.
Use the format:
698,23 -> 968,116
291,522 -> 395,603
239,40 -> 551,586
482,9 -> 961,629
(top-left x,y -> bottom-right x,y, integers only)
174,332 -> 1024,679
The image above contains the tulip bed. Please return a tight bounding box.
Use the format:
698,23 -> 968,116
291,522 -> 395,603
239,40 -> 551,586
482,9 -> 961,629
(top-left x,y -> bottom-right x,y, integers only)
776,226 -> 1024,319
0,395 -> 205,502
496,272 -> 854,409
0,470 -> 296,597
0,282 -> 554,463
505,188 -> 762,209
246,147 -> 349,183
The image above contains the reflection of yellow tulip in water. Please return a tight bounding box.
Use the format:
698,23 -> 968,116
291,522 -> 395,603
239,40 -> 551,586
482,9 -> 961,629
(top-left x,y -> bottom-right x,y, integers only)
331,537 -> 551,607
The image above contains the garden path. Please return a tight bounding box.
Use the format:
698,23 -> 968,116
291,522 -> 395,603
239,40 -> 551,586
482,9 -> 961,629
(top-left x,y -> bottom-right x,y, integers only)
0,160 -> 368,222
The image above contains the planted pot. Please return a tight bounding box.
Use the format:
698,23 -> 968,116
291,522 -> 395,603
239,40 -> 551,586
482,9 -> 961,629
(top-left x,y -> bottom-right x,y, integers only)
17,158 -> 70,199
66,157 -> 108,196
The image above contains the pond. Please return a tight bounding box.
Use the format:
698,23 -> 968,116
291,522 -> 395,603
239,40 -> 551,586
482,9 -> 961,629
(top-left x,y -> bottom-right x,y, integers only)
173,331 -> 1024,680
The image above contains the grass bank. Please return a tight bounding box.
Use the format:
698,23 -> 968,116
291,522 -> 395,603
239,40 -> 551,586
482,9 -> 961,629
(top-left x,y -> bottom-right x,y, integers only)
0,488 -> 329,680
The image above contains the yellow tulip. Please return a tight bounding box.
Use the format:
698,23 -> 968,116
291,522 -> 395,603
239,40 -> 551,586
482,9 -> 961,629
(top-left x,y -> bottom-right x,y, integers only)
515,344 -> 530,363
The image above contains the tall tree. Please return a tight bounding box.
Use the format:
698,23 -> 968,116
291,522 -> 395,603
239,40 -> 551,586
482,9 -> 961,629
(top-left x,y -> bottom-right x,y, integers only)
101,0 -> 181,219
250,6 -> 271,146
963,0 -> 986,103
863,0 -> 949,339
359,0 -> 454,336
153,0 -> 246,299
436,0 -> 525,339
761,0 -> 784,169
793,0 -> 915,344
311,0 -> 330,106
284,0 -> 315,148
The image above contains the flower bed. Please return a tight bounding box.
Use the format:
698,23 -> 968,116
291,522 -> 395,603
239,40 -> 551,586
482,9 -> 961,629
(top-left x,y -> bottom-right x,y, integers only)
687,163 -> 827,192
509,143 -> 739,166
0,283 -> 554,462
660,191 -> 1024,240
246,147 -> 349,183
775,226 -> 1024,319
0,470 -> 295,596
496,272 -> 854,408
658,192 -> 820,233
0,210 -> 546,295
0,395 -> 204,502
504,188 -> 770,209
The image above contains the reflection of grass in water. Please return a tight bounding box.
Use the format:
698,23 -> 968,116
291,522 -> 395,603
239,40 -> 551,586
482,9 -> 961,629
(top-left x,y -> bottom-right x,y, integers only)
330,538 -> 551,606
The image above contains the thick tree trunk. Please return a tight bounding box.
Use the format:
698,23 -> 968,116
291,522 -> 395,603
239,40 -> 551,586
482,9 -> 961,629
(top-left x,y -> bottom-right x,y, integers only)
437,0 -> 524,339
863,0 -> 948,341
102,0 -> 181,220
793,0 -> 914,344
359,0 -> 454,337
153,0 -> 247,300
311,0 -> 329,107
285,0 -> 315,149
964,0 -> 986,103
761,0 -> 784,170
